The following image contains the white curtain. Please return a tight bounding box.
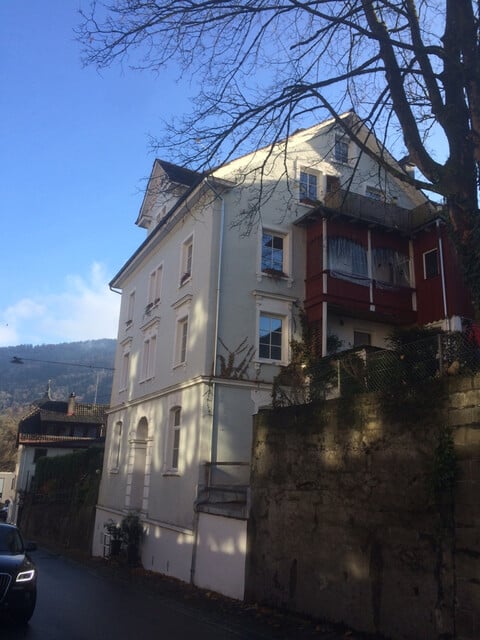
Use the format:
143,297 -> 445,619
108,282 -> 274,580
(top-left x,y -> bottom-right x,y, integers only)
372,247 -> 410,287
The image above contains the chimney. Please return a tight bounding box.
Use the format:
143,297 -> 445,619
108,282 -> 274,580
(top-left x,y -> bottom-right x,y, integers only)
67,392 -> 76,416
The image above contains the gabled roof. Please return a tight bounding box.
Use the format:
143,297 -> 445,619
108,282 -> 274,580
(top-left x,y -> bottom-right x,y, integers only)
156,160 -> 202,187
19,398 -> 108,427
135,159 -> 204,228
112,171 -> 232,288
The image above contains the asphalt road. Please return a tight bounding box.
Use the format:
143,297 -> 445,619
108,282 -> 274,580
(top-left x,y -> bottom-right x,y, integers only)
1,549 -> 355,640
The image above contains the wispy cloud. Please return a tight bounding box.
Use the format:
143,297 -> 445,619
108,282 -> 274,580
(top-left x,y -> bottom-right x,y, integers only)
0,263 -> 120,347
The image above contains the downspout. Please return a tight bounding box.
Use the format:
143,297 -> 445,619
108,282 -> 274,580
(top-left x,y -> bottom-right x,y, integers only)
204,178 -> 226,464
322,218 -> 328,356
437,220 -> 449,330
367,229 -> 374,311
190,178 -> 225,587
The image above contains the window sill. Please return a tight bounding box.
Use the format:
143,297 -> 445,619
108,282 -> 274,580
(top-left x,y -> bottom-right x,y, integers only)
179,273 -> 192,287
262,268 -> 288,279
256,357 -> 286,367
332,157 -> 350,166
298,197 -> 318,207
162,471 -> 180,477
109,468 -> 119,475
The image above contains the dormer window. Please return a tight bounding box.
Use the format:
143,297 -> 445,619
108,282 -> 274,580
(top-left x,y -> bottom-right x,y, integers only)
334,135 -> 349,164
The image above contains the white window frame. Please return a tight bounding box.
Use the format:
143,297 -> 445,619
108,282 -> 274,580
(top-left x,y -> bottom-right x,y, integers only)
109,421 -> 122,473
147,264 -> 163,307
258,313 -> 284,362
179,235 -> 193,286
140,333 -> 157,382
299,169 -> 319,202
334,134 -> 349,164
172,294 -> 192,368
119,338 -> 132,392
165,406 -> 182,474
175,317 -> 188,365
260,227 -> 291,279
126,290 -> 135,327
423,248 -> 439,279
254,293 -> 294,366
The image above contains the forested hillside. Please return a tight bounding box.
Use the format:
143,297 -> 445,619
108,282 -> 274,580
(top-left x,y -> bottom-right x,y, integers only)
0,339 -> 116,410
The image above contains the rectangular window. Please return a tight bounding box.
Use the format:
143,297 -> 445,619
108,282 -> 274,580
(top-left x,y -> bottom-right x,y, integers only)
261,232 -> 284,273
109,422 -> 122,471
335,135 -> 349,163
424,248 -> 439,279
180,237 -> 193,285
148,266 -> 163,305
168,407 -> 181,472
176,317 -> 188,364
141,335 -> 157,380
259,314 -> 283,361
126,291 -> 135,325
120,351 -> 130,390
299,171 -> 318,201
353,331 -> 371,347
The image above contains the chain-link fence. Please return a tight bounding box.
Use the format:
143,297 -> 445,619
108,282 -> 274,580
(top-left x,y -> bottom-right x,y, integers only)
320,331 -> 480,399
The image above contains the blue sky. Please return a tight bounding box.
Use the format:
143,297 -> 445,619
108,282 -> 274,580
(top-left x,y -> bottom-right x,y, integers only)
0,1 -> 191,347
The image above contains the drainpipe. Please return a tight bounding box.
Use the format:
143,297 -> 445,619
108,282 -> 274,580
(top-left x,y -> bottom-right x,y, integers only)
322,218 -> 328,356
437,220 -> 449,330
204,178 -> 226,464
190,178 -> 225,587
367,230 -> 374,311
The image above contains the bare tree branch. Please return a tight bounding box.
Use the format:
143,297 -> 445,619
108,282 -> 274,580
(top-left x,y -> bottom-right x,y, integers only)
77,1 -> 480,305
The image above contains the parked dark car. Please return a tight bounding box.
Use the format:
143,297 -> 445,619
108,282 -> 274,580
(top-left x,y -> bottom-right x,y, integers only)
0,524 -> 37,623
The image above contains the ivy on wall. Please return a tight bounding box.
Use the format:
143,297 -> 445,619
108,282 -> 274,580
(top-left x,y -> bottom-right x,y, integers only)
34,447 -> 103,504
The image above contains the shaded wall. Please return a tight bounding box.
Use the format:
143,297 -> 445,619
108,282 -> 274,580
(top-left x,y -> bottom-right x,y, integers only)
246,375 -> 480,640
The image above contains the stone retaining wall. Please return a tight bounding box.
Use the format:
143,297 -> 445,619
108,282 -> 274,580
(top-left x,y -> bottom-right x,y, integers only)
246,375 -> 480,640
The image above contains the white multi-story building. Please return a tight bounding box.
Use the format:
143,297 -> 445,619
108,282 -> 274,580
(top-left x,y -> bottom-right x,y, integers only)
92,113 -> 440,598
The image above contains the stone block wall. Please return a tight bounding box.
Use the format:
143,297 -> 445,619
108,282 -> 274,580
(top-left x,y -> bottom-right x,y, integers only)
246,375 -> 480,640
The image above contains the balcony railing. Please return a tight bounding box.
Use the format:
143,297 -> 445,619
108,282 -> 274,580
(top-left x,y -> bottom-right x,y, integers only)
18,433 -> 102,445
324,189 -> 435,230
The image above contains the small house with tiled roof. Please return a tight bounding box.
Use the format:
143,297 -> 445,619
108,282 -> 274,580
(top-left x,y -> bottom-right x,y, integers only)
12,384 -> 108,522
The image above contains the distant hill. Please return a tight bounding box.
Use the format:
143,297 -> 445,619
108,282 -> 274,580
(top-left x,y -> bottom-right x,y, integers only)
0,340 -> 116,410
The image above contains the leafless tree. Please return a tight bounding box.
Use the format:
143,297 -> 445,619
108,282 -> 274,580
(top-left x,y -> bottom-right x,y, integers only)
78,1 -> 480,306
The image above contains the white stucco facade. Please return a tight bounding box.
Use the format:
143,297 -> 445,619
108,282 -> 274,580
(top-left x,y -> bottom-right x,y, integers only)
94,113 -> 426,597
